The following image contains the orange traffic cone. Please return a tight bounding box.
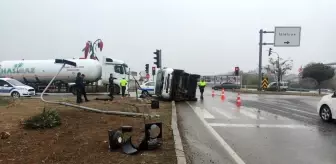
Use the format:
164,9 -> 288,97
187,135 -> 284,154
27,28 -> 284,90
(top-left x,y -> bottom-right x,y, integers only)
212,89 -> 215,97
236,93 -> 242,107
221,89 -> 225,101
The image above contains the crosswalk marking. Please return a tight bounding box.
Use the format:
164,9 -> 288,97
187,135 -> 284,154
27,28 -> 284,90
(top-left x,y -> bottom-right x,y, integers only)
208,123 -> 310,129
195,107 -> 215,119
212,107 -> 237,119
257,101 -> 318,116
212,106 -> 266,120
235,107 -> 266,120
192,103 -> 301,121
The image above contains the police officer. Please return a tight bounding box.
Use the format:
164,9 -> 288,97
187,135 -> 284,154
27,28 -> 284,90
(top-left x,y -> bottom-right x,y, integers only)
75,72 -> 83,103
81,74 -> 89,102
120,77 -> 128,97
198,78 -> 207,99
109,74 -> 114,98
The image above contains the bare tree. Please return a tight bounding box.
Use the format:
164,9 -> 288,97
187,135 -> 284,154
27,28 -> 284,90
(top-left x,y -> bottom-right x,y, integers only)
264,57 -> 293,82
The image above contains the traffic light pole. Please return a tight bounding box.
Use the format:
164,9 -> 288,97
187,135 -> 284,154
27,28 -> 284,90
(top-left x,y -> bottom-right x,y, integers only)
258,29 -> 274,91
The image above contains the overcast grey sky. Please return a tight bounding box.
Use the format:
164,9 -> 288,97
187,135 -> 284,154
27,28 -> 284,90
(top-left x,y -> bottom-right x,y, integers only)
0,0 -> 335,75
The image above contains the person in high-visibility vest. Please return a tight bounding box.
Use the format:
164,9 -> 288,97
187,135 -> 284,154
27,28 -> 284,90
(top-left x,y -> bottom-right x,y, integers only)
120,78 -> 128,97
198,79 -> 207,99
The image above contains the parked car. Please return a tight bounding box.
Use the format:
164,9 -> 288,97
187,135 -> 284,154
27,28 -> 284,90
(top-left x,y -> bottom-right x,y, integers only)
212,82 -> 240,90
138,81 -> 155,96
0,78 -> 35,98
317,91 -> 336,122
266,81 -> 289,91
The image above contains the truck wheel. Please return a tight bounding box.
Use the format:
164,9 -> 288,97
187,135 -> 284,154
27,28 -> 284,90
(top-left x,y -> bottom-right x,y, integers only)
113,85 -> 120,95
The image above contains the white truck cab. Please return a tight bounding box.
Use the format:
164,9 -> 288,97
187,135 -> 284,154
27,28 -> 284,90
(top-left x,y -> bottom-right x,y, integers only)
97,56 -> 129,94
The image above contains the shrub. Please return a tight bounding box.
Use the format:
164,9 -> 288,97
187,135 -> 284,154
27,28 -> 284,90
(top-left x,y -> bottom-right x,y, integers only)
24,108 -> 61,129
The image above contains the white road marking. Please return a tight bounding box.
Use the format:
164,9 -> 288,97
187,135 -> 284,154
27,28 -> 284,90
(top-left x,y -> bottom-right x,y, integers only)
292,113 -> 318,120
212,107 -> 237,119
187,102 -> 246,164
235,107 -> 266,120
203,108 -> 215,119
209,123 -> 310,129
195,107 -> 215,119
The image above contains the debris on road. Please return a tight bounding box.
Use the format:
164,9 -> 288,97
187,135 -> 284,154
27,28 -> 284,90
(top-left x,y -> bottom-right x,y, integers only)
0,131 -> 10,139
108,122 -> 163,155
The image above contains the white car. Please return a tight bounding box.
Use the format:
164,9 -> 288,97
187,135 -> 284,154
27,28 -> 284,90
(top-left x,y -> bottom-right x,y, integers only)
317,92 -> 336,122
0,78 -> 35,98
138,81 -> 155,96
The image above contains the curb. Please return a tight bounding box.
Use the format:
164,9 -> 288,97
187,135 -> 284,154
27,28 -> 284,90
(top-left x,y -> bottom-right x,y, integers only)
171,101 -> 187,164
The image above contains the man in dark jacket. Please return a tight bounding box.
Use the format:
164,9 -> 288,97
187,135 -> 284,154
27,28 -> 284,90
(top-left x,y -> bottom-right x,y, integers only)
75,72 -> 83,103
81,74 -> 89,102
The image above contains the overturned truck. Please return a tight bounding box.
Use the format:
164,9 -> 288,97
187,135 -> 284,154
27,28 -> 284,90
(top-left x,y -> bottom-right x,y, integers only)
155,67 -> 200,101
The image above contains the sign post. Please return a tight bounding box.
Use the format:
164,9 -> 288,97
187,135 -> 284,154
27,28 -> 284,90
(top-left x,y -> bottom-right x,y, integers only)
257,26 -> 301,91
262,76 -> 269,90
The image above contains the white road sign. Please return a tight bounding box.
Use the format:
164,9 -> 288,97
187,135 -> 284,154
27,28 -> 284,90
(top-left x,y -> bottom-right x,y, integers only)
274,26 -> 301,47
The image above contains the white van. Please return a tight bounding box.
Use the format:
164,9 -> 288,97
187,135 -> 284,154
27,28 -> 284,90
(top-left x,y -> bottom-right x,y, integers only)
0,78 -> 35,98
267,81 -> 289,91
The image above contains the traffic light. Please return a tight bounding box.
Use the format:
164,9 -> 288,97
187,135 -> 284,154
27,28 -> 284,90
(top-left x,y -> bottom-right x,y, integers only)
268,48 -> 272,56
234,66 -> 239,76
145,64 -> 149,74
152,66 -> 156,76
153,49 -> 162,68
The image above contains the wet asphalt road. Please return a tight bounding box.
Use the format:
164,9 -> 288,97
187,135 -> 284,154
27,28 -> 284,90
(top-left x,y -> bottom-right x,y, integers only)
177,89 -> 336,164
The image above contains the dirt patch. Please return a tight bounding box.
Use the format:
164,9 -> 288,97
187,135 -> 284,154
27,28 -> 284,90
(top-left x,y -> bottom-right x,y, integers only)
0,96 -> 176,164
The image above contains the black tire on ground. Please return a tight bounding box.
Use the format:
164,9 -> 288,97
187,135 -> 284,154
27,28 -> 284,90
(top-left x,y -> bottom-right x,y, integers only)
11,91 -> 20,98
320,105 -> 333,122
113,84 -> 120,95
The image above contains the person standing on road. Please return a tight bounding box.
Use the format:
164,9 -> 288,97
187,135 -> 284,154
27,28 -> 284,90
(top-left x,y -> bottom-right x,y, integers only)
198,79 -> 207,99
120,77 -> 128,97
75,72 -> 83,103
81,74 -> 89,102
109,74 -> 115,98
